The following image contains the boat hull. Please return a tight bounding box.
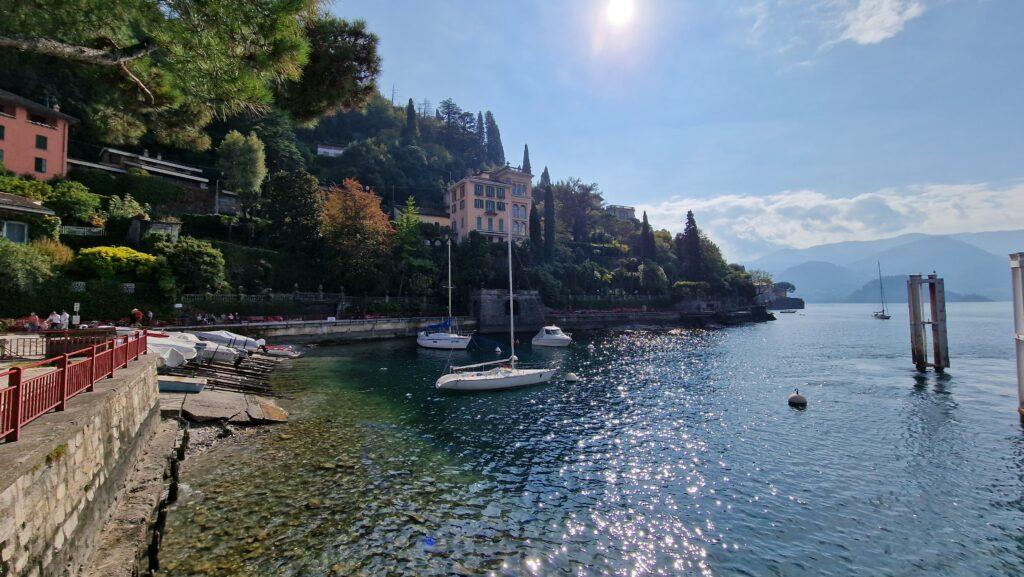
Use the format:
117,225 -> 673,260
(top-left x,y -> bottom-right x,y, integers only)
532,336 -> 572,347
417,332 -> 472,350
436,367 -> 556,391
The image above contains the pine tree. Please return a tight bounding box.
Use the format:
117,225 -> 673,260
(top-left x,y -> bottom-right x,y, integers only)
522,144 -> 532,174
680,210 -> 702,281
529,199 -> 542,259
543,172 -> 555,262
484,111 -> 505,166
639,211 -> 657,260
401,98 -> 418,143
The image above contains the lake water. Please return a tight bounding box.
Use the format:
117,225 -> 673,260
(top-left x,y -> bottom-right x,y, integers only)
160,302 -> 1024,576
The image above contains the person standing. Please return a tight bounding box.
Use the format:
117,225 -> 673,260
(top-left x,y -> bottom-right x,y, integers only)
47,311 -> 61,330
27,312 -> 40,332
59,310 -> 70,330
147,310 -> 154,325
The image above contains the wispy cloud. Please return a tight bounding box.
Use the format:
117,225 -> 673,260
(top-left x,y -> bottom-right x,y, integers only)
835,0 -> 927,45
636,180 -> 1024,261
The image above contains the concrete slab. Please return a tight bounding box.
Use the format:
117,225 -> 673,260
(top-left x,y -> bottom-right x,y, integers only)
181,389 -> 248,423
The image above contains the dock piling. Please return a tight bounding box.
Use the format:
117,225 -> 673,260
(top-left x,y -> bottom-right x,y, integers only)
1011,254 -> 1024,421
907,274 -> 949,372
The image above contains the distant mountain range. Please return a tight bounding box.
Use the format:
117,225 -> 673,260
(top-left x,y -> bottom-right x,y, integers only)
748,229 -> 1023,302
846,275 -> 990,304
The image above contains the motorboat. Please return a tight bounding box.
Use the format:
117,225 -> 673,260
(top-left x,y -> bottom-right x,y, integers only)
188,330 -> 265,352
779,309 -> 797,314
531,326 -> 572,347
164,331 -> 239,363
261,344 -> 302,358
418,239 -> 473,350
435,231 -> 554,391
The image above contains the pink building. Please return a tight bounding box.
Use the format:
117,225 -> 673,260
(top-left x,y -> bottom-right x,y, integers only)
0,89 -> 77,180
445,165 -> 533,243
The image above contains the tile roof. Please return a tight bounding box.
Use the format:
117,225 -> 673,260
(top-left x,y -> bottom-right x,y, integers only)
0,191 -> 56,215
0,89 -> 78,124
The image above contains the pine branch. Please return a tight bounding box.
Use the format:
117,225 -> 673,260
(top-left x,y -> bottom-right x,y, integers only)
0,35 -> 154,66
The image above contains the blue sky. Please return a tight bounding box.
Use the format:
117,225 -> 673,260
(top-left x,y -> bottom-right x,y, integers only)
333,0 -> 1024,260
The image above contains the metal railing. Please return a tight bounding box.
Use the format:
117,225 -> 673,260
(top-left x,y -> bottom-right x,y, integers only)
0,331 -> 148,442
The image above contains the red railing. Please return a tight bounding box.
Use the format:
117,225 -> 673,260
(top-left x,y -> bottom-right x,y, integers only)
0,331 -> 148,442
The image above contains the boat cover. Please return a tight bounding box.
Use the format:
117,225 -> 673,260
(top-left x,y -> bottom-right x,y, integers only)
188,330 -> 265,351
423,318 -> 452,333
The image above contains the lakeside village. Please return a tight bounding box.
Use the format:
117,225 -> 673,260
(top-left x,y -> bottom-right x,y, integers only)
0,10 -> 793,575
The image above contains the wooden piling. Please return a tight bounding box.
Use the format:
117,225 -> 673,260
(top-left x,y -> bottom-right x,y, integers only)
907,273 -> 949,372
1011,253 -> 1024,421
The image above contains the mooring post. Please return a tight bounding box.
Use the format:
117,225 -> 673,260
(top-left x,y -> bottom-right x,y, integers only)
907,275 -> 927,370
1011,253 -> 1024,421
927,274 -> 950,372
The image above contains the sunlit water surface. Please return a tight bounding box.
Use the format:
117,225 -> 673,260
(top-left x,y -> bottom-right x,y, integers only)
160,303 -> 1024,576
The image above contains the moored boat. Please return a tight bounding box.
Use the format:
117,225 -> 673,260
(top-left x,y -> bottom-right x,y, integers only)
531,326 -> 572,347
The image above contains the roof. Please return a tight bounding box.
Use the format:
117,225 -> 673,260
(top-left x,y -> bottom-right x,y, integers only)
394,206 -> 450,219
0,191 -> 56,216
101,148 -> 204,174
0,89 -> 78,124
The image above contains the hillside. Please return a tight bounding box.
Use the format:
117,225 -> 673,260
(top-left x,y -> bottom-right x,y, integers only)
776,261 -> 863,302
846,275 -> 991,303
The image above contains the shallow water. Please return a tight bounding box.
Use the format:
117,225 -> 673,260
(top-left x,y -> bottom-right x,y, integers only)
160,302 -> 1024,576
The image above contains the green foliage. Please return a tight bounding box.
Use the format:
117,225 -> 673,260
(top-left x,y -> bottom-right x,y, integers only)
391,196 -> 437,296
217,131 -> 267,213
181,213 -> 240,240
483,111 -> 505,166
522,144 -> 531,174
402,98 -> 418,143
0,238 -> 55,296
0,174 -> 52,200
44,181 -> 103,225
264,170 -> 323,251
106,194 -> 149,220
672,281 -> 710,299
554,178 -> 602,242
0,207 -> 60,241
774,281 -> 796,293
30,238 -> 75,269
639,261 -> 669,295
120,169 -> 185,206
71,246 -> 159,280
152,236 -> 228,293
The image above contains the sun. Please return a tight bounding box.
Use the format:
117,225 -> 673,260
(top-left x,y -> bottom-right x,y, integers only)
605,0 -> 635,27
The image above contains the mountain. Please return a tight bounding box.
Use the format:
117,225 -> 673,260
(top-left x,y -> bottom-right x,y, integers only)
846,275 -> 991,303
950,230 -> 1024,259
776,261 -> 862,303
748,233 -> 930,272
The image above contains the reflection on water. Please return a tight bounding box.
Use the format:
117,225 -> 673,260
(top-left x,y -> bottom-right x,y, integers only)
160,303 -> 1024,576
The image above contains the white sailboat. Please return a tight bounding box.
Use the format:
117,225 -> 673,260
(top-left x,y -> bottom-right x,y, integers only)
418,238 -> 472,350
873,261 -> 891,320
435,228 -> 555,391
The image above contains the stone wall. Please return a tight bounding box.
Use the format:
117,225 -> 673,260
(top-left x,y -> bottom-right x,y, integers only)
190,316 -> 478,344
471,289 -> 546,334
0,356 -> 159,577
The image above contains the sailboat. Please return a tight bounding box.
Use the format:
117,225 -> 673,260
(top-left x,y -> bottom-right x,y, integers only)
418,238 -> 473,349
435,228 -> 555,391
873,261 -> 891,320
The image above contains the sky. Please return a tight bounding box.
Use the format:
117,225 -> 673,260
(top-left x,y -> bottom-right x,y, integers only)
332,0 -> 1024,261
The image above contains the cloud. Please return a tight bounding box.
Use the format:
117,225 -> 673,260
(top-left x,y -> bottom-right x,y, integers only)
836,0 -> 926,45
636,180 -> 1024,261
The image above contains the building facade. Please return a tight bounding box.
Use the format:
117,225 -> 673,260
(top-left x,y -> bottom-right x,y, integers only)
606,204 -> 636,221
0,89 -> 77,180
445,166 -> 533,243
0,191 -> 57,244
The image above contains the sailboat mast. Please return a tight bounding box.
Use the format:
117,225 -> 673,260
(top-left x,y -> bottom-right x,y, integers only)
508,225 -> 515,367
878,261 -> 887,311
447,238 -> 453,320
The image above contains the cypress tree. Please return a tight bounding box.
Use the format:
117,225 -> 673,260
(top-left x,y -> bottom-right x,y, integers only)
681,210 -> 702,281
484,111 -> 505,166
543,171 -> 555,262
475,111 -> 486,166
529,199 -> 542,258
538,166 -> 551,200
401,98 -> 418,142
522,144 -> 532,174
639,211 -> 656,260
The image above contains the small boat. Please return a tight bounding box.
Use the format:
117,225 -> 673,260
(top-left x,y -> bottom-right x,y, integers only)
531,326 -> 572,347
188,330 -> 265,352
261,344 -> 302,358
779,309 -> 797,314
436,228 -> 553,391
873,261 -> 891,320
158,375 -> 207,393
418,238 -> 473,350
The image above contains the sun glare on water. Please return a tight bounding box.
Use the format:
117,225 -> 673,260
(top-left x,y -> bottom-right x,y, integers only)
605,0 -> 635,27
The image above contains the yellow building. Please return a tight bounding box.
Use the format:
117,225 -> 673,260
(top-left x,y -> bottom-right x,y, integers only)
444,166 -> 532,243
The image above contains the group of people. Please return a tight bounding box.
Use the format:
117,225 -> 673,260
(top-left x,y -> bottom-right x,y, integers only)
129,308 -> 155,327
193,312 -> 242,325
25,310 -> 70,331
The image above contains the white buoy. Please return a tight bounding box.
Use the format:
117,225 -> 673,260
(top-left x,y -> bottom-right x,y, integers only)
788,388 -> 807,408
587,344 -> 596,351
495,346 -> 502,355
564,372 -> 581,382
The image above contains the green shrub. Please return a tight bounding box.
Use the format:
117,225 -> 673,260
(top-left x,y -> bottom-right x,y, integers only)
105,194 -> 150,220
67,167 -> 120,196
181,213 -> 239,239
152,236 -> 228,293
71,246 -> 160,279
0,238 -> 55,296
30,239 -> 75,269
44,181 -> 104,225
672,281 -> 711,299
0,174 -> 53,200
121,168 -> 185,206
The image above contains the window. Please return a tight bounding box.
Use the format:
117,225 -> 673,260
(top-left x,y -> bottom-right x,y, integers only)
474,199 -> 483,209
476,216 -> 482,230
486,186 -> 494,198
499,218 -> 504,232
487,217 -> 493,231
460,185 -> 466,199
486,200 -> 495,212
474,184 -> 483,196
0,124 -> 5,140
34,157 -> 46,173
459,200 -> 465,210
0,104 -> 13,118
497,187 -> 505,199
2,221 -> 28,244
35,135 -> 47,150
28,113 -> 56,128
0,150 -> 4,164
497,201 -> 506,211
512,183 -> 526,197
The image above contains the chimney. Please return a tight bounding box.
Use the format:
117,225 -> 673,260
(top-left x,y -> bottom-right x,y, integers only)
143,149 -> 149,157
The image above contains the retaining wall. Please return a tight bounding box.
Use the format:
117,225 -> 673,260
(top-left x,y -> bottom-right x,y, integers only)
0,356 -> 159,577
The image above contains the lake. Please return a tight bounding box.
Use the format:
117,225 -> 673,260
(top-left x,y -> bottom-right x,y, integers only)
160,302 -> 1024,576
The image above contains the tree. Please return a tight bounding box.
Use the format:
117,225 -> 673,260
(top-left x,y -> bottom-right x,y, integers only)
392,196 -> 437,296
264,170 -> 324,252
639,262 -> 669,295
0,239 -> 54,296
0,3 -> 381,150
43,181 -> 103,225
554,178 -> 602,242
528,200 -> 542,259
402,98 -> 418,142
484,111 -> 505,166
217,131 -> 267,215
678,210 -> 702,281
475,111 -> 486,164
773,281 -> 796,294
153,236 -> 228,293
522,144 -> 531,174
275,17 -> 381,125
543,174 -> 555,262
322,179 -> 394,292
638,211 -> 657,260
